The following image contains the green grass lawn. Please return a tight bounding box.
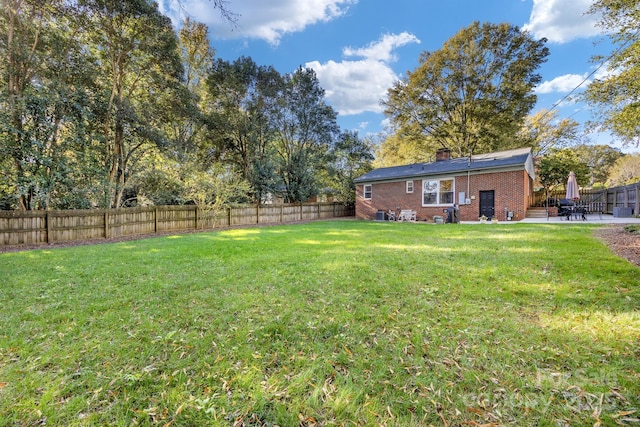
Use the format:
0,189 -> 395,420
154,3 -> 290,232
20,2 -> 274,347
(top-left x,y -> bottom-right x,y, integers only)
1,220 -> 639,426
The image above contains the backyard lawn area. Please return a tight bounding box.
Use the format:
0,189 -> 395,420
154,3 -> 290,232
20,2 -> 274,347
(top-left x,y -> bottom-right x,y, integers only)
1,220 -> 639,426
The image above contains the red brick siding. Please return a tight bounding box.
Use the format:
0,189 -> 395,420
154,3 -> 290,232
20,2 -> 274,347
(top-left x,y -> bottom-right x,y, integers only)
356,170 -> 532,222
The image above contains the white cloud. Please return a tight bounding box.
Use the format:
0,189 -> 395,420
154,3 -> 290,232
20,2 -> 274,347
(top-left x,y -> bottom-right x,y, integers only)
159,0 -> 356,45
535,62 -> 619,95
522,0 -> 602,43
307,32 -> 420,115
343,32 -> 420,62
535,73 -> 586,94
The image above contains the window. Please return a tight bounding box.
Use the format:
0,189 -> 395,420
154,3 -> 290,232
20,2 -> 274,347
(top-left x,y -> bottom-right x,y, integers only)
406,180 -> 414,193
440,179 -> 454,204
363,184 -> 372,200
423,180 -> 438,205
422,179 -> 454,205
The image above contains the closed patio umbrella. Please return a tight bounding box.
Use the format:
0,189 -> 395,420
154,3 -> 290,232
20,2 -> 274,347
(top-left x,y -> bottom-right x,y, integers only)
564,171 -> 586,220
566,171 -> 580,201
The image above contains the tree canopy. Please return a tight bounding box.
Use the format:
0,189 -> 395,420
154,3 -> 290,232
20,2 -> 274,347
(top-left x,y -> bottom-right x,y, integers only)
0,1 -> 372,210
583,0 -> 640,147
517,109 -> 584,158
606,153 -> 640,187
573,144 -> 624,187
383,21 -> 549,161
537,149 -> 590,193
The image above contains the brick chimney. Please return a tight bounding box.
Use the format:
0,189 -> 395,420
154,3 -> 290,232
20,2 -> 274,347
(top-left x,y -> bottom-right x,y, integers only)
435,148 -> 451,161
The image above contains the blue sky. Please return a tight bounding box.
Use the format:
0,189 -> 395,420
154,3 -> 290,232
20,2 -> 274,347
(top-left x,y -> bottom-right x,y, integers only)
158,0 -> 627,151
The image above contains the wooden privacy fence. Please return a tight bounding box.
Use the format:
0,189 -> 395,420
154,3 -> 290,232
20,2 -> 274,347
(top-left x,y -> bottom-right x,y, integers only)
533,183 -> 639,215
0,202 -> 355,247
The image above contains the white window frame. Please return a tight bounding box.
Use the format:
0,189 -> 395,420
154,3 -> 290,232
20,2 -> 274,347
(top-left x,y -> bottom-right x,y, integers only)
363,184 -> 372,200
406,180 -> 414,193
422,178 -> 455,206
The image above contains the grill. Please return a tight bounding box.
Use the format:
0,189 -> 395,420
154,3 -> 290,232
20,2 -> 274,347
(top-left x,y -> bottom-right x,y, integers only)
557,198 -> 575,217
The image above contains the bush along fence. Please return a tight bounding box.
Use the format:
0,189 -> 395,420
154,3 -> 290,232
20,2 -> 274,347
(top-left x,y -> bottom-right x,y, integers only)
0,202 -> 355,247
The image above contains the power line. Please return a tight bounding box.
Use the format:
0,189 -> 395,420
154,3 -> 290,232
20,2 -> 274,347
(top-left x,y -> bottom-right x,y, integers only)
547,59 -> 607,113
539,29 -> 639,124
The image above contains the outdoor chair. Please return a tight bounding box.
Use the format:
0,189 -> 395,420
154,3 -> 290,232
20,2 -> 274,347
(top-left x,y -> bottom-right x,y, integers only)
559,203 -> 587,221
574,206 -> 587,221
398,209 -> 417,222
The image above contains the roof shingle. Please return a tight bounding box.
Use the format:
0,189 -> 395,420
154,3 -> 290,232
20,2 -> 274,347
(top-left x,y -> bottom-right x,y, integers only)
355,147 -> 533,183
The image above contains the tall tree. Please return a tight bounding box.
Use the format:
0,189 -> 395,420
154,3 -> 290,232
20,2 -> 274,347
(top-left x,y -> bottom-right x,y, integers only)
574,144 -> 623,187
83,0 -> 184,208
384,21 -> 549,159
268,67 -> 339,203
328,130 -> 374,203
518,109 -> 584,158
606,153 -> 640,187
132,18 -> 215,207
374,132 -> 432,167
584,0 -> 640,147
538,148 -> 590,194
206,56 -> 281,203
170,17 -> 214,161
0,0 -> 99,210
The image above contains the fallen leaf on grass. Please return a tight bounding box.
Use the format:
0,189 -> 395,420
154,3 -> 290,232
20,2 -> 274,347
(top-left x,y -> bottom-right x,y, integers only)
175,403 -> 185,415
613,410 -> 637,418
298,413 -> 317,426
467,407 -> 484,415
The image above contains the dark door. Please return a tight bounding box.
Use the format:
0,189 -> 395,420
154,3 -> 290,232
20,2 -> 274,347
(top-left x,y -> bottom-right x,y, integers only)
479,190 -> 495,219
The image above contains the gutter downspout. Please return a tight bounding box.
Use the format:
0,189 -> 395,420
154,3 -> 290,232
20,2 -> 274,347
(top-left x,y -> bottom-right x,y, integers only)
467,153 -> 471,205
467,169 -> 470,203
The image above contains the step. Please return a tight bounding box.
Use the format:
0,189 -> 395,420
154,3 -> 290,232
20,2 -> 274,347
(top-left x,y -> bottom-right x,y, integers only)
526,209 -> 549,218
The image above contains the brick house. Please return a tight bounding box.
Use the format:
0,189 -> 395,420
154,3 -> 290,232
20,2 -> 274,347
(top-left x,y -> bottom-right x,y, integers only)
354,147 -> 536,222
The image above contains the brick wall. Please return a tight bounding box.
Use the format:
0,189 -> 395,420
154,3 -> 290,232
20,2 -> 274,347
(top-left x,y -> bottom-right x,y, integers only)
356,169 -> 532,222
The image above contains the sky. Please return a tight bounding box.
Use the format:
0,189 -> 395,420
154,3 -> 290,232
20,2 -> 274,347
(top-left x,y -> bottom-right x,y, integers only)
157,0 -> 629,152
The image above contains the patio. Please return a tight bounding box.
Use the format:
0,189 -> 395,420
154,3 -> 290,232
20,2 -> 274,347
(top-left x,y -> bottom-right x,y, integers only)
517,214 -> 640,224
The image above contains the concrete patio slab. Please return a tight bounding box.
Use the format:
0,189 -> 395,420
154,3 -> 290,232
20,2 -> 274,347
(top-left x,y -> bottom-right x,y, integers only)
458,214 -> 640,224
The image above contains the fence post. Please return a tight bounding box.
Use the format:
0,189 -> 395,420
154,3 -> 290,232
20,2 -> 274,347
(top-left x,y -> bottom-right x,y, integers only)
194,206 -> 198,230
257,204 -> 260,224
46,211 -> 52,244
625,185 -> 629,208
228,207 -> 232,226
104,210 -> 109,239
155,207 -> 159,233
